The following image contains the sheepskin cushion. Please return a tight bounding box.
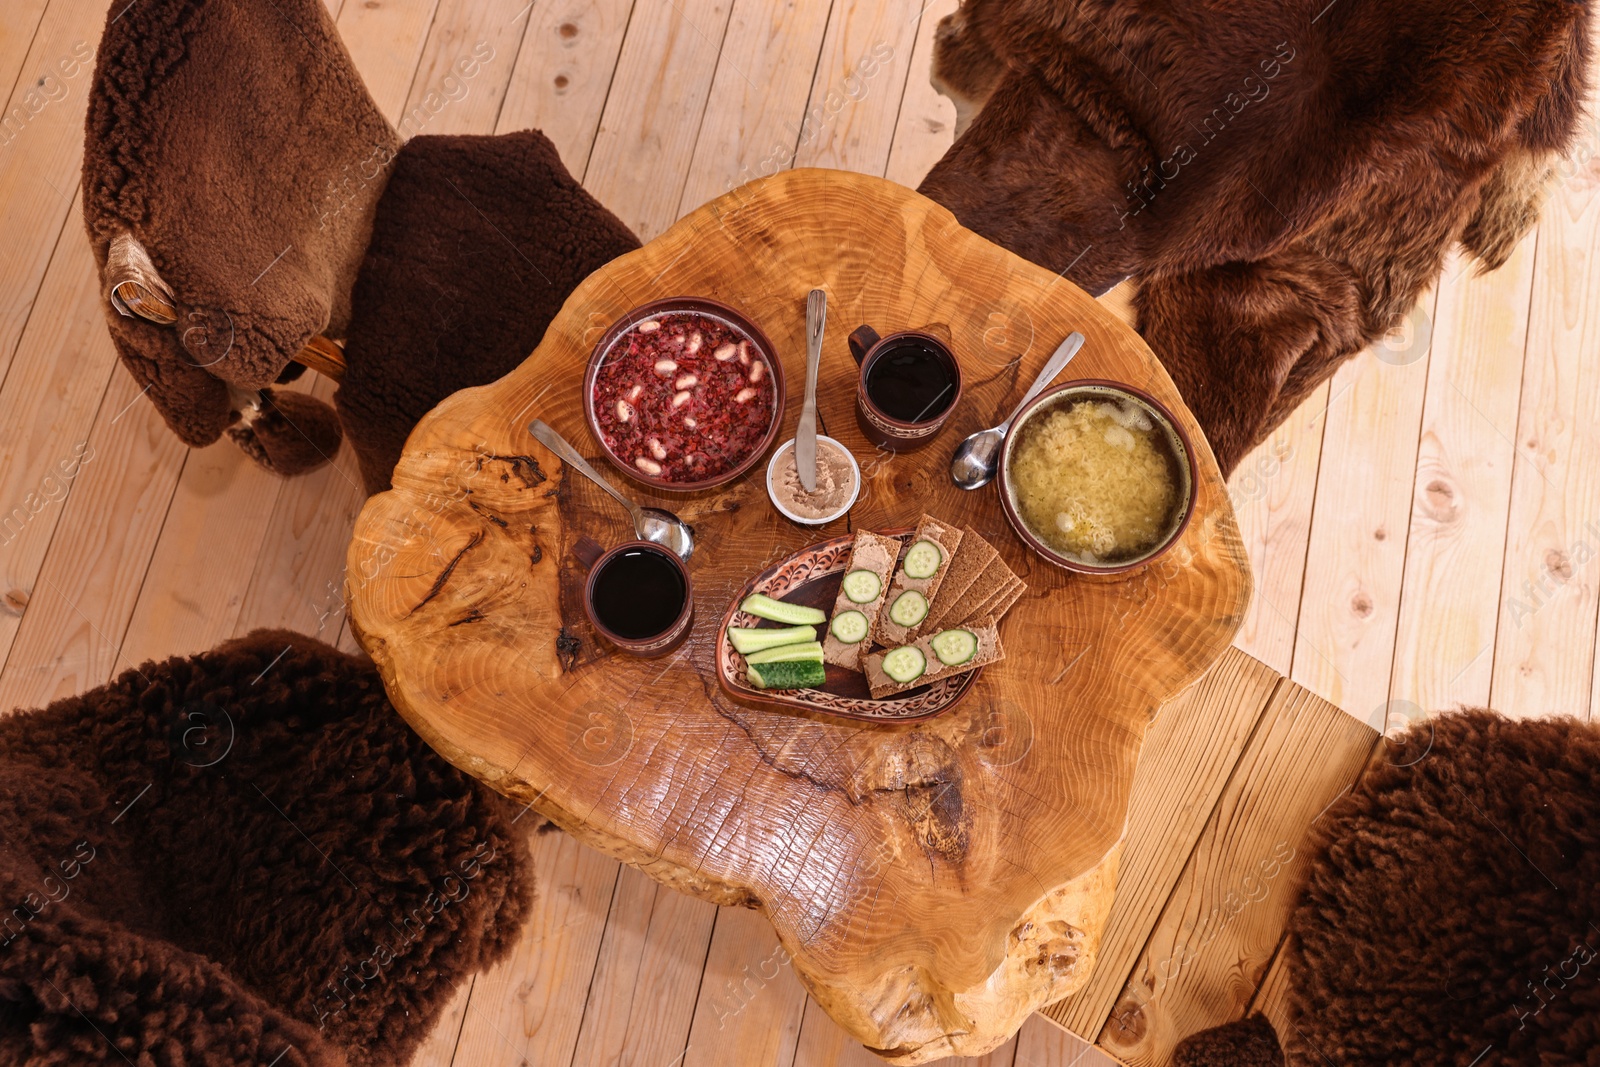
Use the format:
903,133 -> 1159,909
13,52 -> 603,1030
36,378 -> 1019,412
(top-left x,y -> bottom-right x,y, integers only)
0,630 -> 532,1066
1284,710 -> 1600,1064
917,0 -> 1592,474
1174,1015 -> 1283,1066
336,129 -> 641,493
83,0 -> 398,450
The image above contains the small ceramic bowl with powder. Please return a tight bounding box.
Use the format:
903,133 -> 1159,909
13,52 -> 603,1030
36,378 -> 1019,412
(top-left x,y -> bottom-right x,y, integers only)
766,436 -> 861,526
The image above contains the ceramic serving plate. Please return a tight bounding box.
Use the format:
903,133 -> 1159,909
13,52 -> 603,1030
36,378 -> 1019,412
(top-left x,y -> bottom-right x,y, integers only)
715,530 -> 982,723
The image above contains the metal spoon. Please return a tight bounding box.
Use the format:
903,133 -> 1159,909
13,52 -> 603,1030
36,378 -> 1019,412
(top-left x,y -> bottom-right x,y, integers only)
528,419 -> 695,561
949,332 -> 1085,490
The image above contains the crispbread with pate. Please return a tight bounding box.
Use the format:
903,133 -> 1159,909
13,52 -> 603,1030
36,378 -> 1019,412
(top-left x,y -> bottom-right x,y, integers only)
873,515 -> 964,647
822,530 -> 901,671
864,618 -> 1004,698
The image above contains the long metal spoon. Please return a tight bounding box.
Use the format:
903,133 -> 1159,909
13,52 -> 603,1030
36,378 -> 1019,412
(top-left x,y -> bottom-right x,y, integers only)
528,419 -> 695,561
949,332 -> 1085,490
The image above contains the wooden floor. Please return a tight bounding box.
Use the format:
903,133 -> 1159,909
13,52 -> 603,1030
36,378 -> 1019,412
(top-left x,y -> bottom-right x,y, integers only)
0,0 -> 1594,1063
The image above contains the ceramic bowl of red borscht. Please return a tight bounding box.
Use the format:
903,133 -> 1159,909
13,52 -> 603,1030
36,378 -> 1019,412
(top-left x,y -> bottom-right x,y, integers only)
585,297 -> 786,491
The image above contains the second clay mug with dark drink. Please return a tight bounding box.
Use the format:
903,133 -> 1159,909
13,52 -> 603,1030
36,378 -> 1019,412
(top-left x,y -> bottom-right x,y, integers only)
847,325 -> 963,451
575,536 -> 694,657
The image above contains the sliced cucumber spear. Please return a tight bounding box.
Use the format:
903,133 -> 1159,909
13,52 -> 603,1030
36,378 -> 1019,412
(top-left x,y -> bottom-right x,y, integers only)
930,628 -> 978,666
902,540 -> 942,579
745,641 -> 824,665
881,646 -> 926,684
727,624 -> 816,655
740,593 -> 826,625
841,569 -> 882,604
747,659 -> 826,690
887,589 -> 929,628
829,609 -> 870,644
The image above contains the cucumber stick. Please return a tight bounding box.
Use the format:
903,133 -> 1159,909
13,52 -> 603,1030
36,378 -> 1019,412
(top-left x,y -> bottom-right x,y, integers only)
829,609 -> 869,644
740,593 -> 826,625
842,569 -> 882,604
881,646 -> 926,684
747,659 -> 826,690
887,590 -> 929,628
902,540 -> 942,579
745,641 -> 824,665
727,624 -> 815,655
930,628 -> 978,666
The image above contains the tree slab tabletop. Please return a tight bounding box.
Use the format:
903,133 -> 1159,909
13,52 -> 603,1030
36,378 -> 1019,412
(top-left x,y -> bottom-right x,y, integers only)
346,169 -> 1251,1063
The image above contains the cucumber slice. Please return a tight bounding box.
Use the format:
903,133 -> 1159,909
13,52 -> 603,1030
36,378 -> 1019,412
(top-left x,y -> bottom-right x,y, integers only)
841,569 -> 882,604
829,609 -> 870,644
881,646 -> 927,684
727,624 -> 816,655
747,659 -> 826,690
740,593 -> 826,625
929,628 -> 979,666
745,641 -> 824,665
887,590 -> 929,628
902,540 -> 942,579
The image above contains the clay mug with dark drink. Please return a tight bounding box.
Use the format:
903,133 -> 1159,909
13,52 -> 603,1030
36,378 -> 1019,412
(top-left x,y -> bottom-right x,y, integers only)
575,536 -> 694,657
847,325 -> 963,451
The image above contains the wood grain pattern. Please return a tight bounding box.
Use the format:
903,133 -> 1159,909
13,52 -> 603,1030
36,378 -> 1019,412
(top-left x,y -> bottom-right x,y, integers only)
348,168 -> 1250,1061
792,1 -> 923,176
682,906 -> 810,1067
1492,167 -> 1600,720
1094,685 -> 1376,1066
1042,647 -> 1282,1038
1389,244 -> 1535,713
1291,295 -> 1436,720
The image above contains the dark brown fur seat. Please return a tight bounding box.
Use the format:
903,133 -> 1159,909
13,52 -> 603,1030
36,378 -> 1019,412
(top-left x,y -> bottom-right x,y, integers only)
918,0 -> 1592,474
1173,710 -> 1600,1064
336,129 -> 642,493
0,630 -> 531,1066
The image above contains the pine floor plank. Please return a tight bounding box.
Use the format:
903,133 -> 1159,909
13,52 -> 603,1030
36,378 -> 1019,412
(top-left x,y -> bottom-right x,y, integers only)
1013,1014 -> 1113,1067
792,0 -> 924,177
0,1 -> 54,143
1093,686 -> 1376,1066
1228,384 -> 1328,676
397,0 -> 532,139
1491,170 -> 1600,720
568,866 -> 718,1067
1291,294 -> 1436,721
674,0 -> 836,217
584,0 -> 735,238
411,979 -> 475,1067
1043,648 -> 1282,1038
882,0 -> 957,189
1389,243 -> 1535,713
679,906 -> 809,1067
451,829 -> 624,1067
495,0 -> 636,169
0,208 -> 117,670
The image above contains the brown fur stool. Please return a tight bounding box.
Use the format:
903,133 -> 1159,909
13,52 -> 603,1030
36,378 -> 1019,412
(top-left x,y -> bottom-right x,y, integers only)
0,630 -> 532,1066
1175,710 -> 1600,1064
918,0 -> 1592,474
83,0 -> 399,473
336,129 -> 641,493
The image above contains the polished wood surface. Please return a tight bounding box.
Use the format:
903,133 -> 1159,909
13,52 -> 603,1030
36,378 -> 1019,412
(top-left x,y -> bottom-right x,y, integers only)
346,168 -> 1250,1061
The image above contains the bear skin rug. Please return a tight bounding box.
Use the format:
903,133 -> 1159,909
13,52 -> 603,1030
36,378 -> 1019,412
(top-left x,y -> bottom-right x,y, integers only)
1171,709 -> 1600,1065
0,630 -> 532,1067
918,0 -> 1592,475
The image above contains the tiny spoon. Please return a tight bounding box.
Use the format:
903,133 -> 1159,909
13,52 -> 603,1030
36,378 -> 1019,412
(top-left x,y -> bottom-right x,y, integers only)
528,419 -> 696,561
949,332 -> 1085,490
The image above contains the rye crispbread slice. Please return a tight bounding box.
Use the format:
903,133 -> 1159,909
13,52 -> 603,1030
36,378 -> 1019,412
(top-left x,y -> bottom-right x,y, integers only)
873,515 -> 964,647
909,525 -> 997,640
864,617 -> 1004,698
821,530 -> 901,671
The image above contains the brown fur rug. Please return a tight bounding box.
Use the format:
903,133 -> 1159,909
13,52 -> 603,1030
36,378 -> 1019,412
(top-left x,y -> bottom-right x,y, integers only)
1174,1015 -> 1283,1066
918,0 -> 1591,474
336,129 -> 641,493
1176,710 -> 1600,1064
0,630 -> 532,1066
83,0 -> 397,461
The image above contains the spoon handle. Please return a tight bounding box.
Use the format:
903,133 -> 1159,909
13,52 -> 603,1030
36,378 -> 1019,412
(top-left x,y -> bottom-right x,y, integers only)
528,419 -> 642,522
1000,332 -> 1084,433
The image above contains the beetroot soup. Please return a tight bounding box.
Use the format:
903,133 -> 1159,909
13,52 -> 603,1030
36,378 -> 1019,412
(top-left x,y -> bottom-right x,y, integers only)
592,311 -> 776,484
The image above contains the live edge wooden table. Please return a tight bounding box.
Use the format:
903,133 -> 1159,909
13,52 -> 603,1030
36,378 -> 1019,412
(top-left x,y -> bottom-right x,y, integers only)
346,169 -> 1251,1063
